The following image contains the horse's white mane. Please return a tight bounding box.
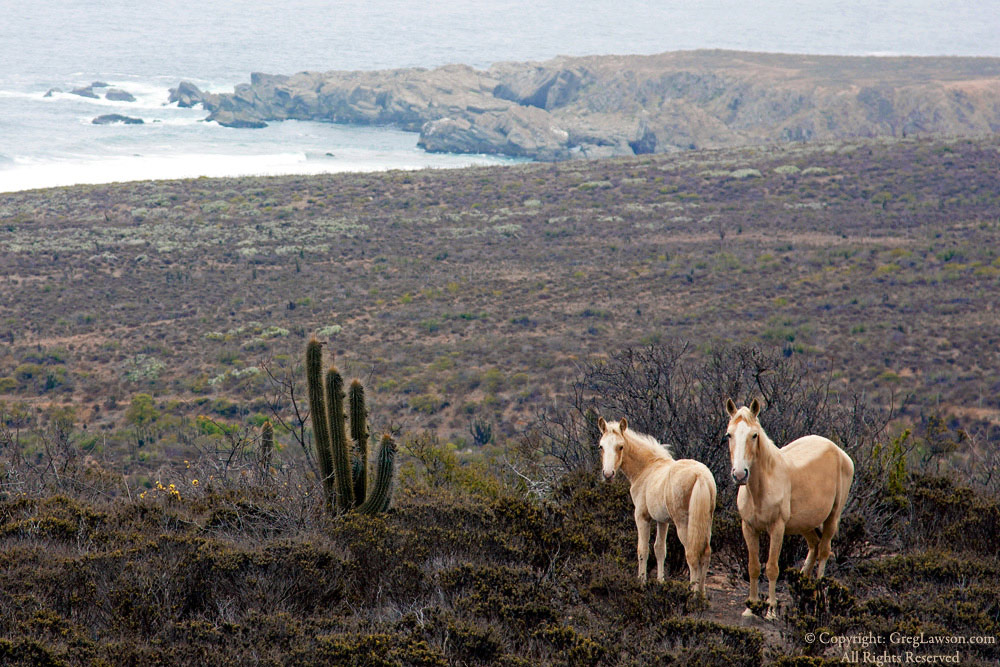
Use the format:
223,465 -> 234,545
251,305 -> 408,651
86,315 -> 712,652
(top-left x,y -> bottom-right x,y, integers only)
625,427 -> 674,460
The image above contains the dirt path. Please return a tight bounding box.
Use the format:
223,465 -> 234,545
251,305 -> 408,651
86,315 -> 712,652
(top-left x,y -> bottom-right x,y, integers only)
696,572 -> 792,649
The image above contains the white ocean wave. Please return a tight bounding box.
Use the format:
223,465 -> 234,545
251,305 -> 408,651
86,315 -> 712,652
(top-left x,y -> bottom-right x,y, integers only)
0,148 -> 514,193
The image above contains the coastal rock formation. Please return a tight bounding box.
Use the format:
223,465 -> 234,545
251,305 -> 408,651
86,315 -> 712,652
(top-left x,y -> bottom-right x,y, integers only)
168,81 -> 208,108
184,50 -> 1000,161
105,88 -> 136,102
70,82 -> 111,99
70,85 -> 100,99
211,111 -> 268,129
92,114 -> 144,125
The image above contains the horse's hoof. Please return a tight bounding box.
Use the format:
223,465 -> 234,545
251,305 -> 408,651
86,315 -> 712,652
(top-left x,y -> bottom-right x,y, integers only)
741,608 -> 755,618
764,608 -> 777,621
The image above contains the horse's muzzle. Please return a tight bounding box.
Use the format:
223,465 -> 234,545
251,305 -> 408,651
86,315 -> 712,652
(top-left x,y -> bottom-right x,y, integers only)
603,470 -> 615,481
731,468 -> 749,485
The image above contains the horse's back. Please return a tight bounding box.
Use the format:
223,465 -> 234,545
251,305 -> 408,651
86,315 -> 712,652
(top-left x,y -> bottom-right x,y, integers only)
781,436 -> 854,532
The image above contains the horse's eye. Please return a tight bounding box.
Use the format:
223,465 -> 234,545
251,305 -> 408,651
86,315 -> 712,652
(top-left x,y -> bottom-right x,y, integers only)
722,433 -> 730,444
751,433 -> 759,440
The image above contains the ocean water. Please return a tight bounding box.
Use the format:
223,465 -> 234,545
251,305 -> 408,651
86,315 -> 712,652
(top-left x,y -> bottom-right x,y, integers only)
2,0 -> 998,193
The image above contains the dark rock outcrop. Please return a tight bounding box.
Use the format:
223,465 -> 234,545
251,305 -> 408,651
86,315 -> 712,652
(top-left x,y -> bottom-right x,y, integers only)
70,82 -> 111,99
169,81 -> 209,108
184,50 -> 1000,160
212,111 -> 268,129
92,114 -> 144,125
105,88 -> 136,102
70,85 -> 99,99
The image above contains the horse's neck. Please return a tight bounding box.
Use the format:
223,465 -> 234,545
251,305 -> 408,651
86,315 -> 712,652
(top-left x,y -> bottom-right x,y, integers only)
620,432 -> 671,481
746,430 -> 784,502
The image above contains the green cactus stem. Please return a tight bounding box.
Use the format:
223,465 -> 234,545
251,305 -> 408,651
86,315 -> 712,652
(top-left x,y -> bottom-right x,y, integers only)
349,379 -> 369,506
326,366 -> 355,512
359,434 -> 397,515
306,339 -> 335,509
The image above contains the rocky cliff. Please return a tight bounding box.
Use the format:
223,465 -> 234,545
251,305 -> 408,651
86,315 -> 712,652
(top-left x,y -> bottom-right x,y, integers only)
178,50 -> 1000,160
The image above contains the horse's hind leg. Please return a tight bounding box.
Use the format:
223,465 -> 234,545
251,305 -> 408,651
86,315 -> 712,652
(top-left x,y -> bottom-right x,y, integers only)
801,528 -> 821,577
675,520 -> 703,593
654,521 -> 669,582
816,508 -> 843,578
699,546 -> 712,597
695,536 -> 712,597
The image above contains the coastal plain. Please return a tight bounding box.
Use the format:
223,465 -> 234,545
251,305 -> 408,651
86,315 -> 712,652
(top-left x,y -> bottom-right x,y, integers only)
3,134 -> 999,450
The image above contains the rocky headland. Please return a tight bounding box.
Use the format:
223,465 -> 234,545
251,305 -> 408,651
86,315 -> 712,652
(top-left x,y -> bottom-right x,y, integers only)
174,50 -> 1000,160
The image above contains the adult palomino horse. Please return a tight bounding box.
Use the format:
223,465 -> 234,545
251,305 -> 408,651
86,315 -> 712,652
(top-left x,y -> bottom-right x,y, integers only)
724,398 -> 855,619
598,417 -> 717,595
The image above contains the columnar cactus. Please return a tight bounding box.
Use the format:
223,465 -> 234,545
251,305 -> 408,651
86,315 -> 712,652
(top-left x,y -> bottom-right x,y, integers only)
260,419 -> 274,476
306,339 -> 336,510
305,338 -> 396,515
349,380 -> 369,505
326,367 -> 355,510
359,435 -> 397,515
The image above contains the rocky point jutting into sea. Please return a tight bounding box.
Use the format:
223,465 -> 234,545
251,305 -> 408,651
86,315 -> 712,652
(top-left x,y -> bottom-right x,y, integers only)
172,50 -> 1000,161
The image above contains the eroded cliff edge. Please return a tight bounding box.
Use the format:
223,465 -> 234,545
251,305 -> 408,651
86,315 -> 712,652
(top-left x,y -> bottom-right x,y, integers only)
175,50 -> 1000,160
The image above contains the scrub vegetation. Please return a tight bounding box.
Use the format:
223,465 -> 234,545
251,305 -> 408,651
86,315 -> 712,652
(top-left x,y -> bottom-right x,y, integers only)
1,134 -> 998,664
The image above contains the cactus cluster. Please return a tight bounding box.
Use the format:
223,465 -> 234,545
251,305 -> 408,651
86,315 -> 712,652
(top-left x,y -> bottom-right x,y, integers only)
306,338 -> 396,514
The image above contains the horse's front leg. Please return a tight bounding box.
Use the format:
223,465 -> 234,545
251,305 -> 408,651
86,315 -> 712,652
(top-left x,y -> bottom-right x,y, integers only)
654,521 -> 669,582
635,511 -> 651,583
764,520 -> 786,620
741,520 -> 760,618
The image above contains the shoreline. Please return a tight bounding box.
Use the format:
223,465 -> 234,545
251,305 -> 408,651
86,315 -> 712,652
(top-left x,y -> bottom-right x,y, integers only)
0,124 -> 524,194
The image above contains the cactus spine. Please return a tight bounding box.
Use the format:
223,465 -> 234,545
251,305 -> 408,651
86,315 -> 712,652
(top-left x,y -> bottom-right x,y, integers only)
306,339 -> 336,510
304,339 -> 396,515
349,380 -> 369,506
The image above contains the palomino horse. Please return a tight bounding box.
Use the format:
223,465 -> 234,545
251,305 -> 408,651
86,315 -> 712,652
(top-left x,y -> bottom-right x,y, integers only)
598,417 -> 717,595
724,398 -> 855,619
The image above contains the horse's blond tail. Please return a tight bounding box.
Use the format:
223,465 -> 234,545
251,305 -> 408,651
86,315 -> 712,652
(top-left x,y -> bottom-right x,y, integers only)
687,472 -> 716,587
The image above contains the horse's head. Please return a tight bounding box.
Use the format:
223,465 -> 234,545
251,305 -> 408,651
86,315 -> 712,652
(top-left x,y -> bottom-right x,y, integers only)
597,416 -> 628,480
724,398 -> 762,485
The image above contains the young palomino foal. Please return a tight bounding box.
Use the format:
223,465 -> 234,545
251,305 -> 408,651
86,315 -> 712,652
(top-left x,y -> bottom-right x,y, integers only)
725,398 -> 855,619
598,417 -> 717,595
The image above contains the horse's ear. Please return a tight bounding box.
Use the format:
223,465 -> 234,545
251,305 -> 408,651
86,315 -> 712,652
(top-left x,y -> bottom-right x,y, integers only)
749,398 -> 761,417
725,398 -> 737,416
619,417 -> 628,432
597,417 -> 607,434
